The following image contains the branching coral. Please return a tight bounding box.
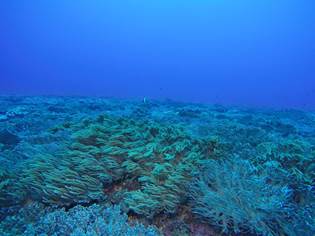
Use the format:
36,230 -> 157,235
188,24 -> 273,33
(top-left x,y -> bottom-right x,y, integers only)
255,138 -> 315,206
24,204 -> 160,236
0,202 -> 49,236
256,138 -> 314,175
189,157 -> 293,235
0,203 -> 160,236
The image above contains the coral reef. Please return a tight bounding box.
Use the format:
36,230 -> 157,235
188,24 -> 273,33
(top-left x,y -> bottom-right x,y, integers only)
0,168 -> 21,207
189,157 -> 315,236
16,153 -> 108,205
0,96 -> 314,235
0,129 -> 20,148
0,106 -> 28,122
255,138 -> 315,186
25,204 -> 159,236
2,114 -> 217,219
0,202 -> 49,236
0,203 -> 159,236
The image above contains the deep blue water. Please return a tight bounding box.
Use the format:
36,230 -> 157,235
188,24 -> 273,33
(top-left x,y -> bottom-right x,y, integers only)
1,1 -> 315,108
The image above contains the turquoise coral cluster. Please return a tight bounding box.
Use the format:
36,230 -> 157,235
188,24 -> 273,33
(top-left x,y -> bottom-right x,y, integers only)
0,96 -> 314,235
0,203 -> 159,236
189,157 -> 293,235
2,115 -> 217,218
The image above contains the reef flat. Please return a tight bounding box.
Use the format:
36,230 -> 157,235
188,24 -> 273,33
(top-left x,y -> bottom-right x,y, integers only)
0,96 -> 314,236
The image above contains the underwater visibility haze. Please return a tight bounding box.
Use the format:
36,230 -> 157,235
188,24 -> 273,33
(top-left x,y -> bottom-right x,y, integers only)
0,1 -> 315,236
1,0 -> 315,108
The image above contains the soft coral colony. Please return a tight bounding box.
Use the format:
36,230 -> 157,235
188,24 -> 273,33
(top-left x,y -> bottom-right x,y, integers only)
4,115 -> 215,209
0,110 -> 315,235
0,114 -> 216,234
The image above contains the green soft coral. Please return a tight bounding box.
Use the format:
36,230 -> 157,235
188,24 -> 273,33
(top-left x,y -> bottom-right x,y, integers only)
2,114 -> 218,216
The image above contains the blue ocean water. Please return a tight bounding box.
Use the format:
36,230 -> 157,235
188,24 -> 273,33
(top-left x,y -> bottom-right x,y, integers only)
1,1 -> 315,108
0,1 -> 315,236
